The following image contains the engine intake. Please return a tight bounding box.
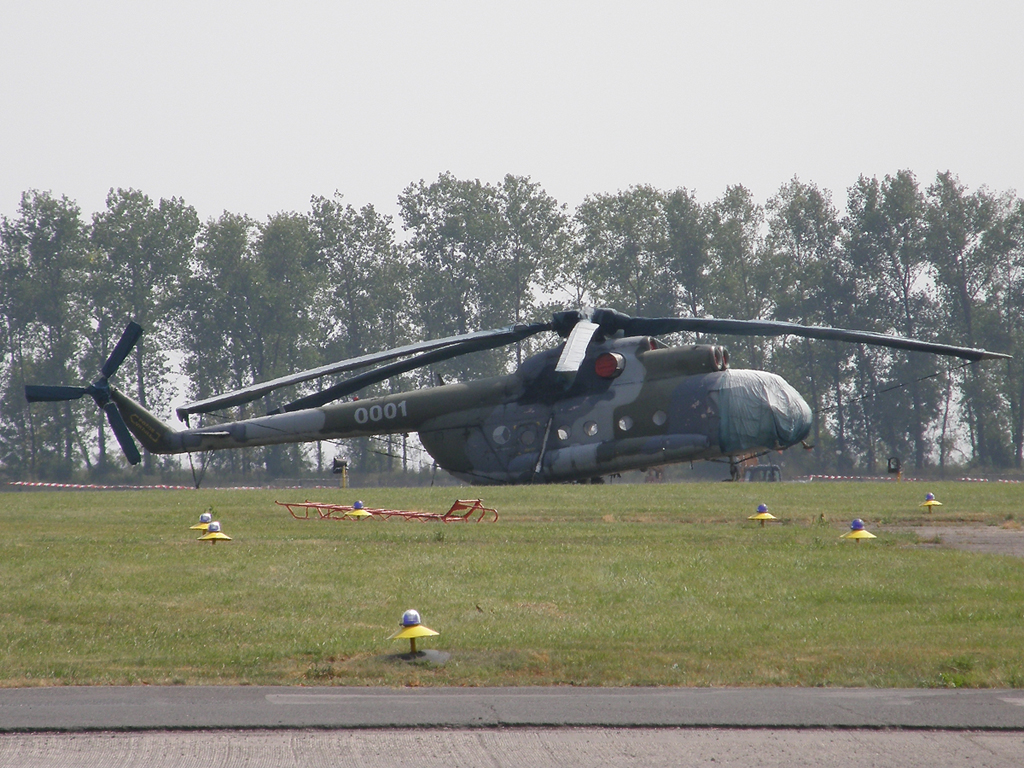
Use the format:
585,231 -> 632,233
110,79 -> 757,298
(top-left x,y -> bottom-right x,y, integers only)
638,344 -> 731,377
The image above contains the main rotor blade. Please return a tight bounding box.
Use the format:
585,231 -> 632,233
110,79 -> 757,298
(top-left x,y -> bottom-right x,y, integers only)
104,402 -> 142,465
271,324 -> 551,413
554,321 -> 599,381
101,322 -> 143,379
178,322 -> 551,419
25,385 -> 90,402
619,316 -> 1011,362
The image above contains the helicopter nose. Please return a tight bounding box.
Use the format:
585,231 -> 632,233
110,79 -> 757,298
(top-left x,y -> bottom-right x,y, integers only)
714,370 -> 812,454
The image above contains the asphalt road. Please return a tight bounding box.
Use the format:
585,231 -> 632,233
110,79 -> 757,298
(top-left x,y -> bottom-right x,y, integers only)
4,686 -> 1024,731
2,686 -> 1024,767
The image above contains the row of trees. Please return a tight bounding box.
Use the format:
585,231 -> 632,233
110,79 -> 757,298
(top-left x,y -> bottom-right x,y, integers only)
2,170 -> 1022,482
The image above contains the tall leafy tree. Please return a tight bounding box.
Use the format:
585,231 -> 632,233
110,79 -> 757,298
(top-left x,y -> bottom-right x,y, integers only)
400,173 -> 496,380
488,175 -> 567,364
180,212 -> 260,402
925,173 -> 1008,467
988,194 -> 1024,467
0,204 -> 31,478
489,175 -> 567,324
309,194 -> 413,472
844,171 -> 943,471
250,212 -> 320,381
251,212 -> 321,477
539,219 -> 598,313
766,179 -> 850,469
704,185 -> 771,367
178,212 -> 262,478
663,187 -> 709,318
575,185 -> 675,317
311,194 -> 412,362
400,173 -> 566,379
0,191 -> 89,478
180,209 -> 320,478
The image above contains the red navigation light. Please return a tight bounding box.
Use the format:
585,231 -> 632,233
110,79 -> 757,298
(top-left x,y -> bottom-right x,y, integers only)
595,352 -> 626,379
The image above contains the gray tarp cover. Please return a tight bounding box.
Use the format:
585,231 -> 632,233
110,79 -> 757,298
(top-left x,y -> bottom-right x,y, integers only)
713,369 -> 811,453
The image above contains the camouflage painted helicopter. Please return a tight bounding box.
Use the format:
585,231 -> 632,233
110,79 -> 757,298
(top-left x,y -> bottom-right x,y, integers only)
25,309 -> 1010,484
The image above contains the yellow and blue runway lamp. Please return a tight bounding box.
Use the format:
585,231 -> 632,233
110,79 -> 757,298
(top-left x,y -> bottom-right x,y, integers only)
190,511 -> 213,531
748,503 -> 777,527
841,518 -> 876,543
346,500 -> 371,519
389,609 -> 439,655
198,520 -> 232,544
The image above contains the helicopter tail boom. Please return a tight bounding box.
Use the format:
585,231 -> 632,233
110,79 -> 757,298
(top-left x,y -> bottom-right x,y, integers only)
112,389 -> 335,455
113,384 -> 470,456
109,389 -> 185,454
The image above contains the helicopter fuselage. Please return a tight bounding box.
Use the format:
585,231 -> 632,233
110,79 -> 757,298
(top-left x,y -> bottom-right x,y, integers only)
117,336 -> 813,484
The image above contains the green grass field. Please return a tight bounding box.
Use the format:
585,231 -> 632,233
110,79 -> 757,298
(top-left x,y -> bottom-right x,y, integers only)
2,481 -> 1023,688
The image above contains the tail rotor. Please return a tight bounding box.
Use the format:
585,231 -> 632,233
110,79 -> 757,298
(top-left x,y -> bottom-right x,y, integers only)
25,322 -> 144,465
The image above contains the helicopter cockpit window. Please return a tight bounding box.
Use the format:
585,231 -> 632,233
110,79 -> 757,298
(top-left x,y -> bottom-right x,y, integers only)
492,426 -> 511,445
652,410 -> 668,426
583,421 -> 598,437
617,416 -> 634,432
556,426 -> 571,441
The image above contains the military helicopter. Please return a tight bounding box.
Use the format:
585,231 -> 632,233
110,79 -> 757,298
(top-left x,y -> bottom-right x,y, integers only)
25,309 -> 1009,484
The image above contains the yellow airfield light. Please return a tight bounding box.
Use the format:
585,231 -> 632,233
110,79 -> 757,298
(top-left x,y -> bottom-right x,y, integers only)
198,520 -> 231,544
190,511 -> 213,530
841,519 -> 877,543
391,624 -> 440,640
920,493 -> 943,510
343,500 -> 371,519
842,529 -> 877,540
748,503 -> 777,527
389,609 -> 439,654
199,531 -> 232,542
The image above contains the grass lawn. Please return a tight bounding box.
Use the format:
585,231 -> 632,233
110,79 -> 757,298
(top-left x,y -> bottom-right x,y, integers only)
1,481 -> 1022,688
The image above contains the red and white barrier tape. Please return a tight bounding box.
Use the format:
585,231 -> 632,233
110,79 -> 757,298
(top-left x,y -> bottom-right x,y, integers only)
803,475 -> 1020,483
6,481 -> 346,491
7,481 -> 193,490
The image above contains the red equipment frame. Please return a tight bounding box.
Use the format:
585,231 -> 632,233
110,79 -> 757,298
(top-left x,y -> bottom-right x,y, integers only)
276,498 -> 498,523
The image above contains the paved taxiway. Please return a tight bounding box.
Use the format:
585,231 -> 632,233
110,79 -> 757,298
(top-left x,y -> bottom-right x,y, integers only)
2,687 -> 1024,766
4,686 -> 1024,730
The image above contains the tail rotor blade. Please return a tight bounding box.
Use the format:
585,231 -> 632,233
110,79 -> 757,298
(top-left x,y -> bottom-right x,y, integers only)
101,322 -> 143,379
25,319 -> 145,465
25,385 -> 90,403
104,402 -> 142,465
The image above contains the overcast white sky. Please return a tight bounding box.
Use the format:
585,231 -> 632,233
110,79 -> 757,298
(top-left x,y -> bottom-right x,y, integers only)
3,1 -> 1022,225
